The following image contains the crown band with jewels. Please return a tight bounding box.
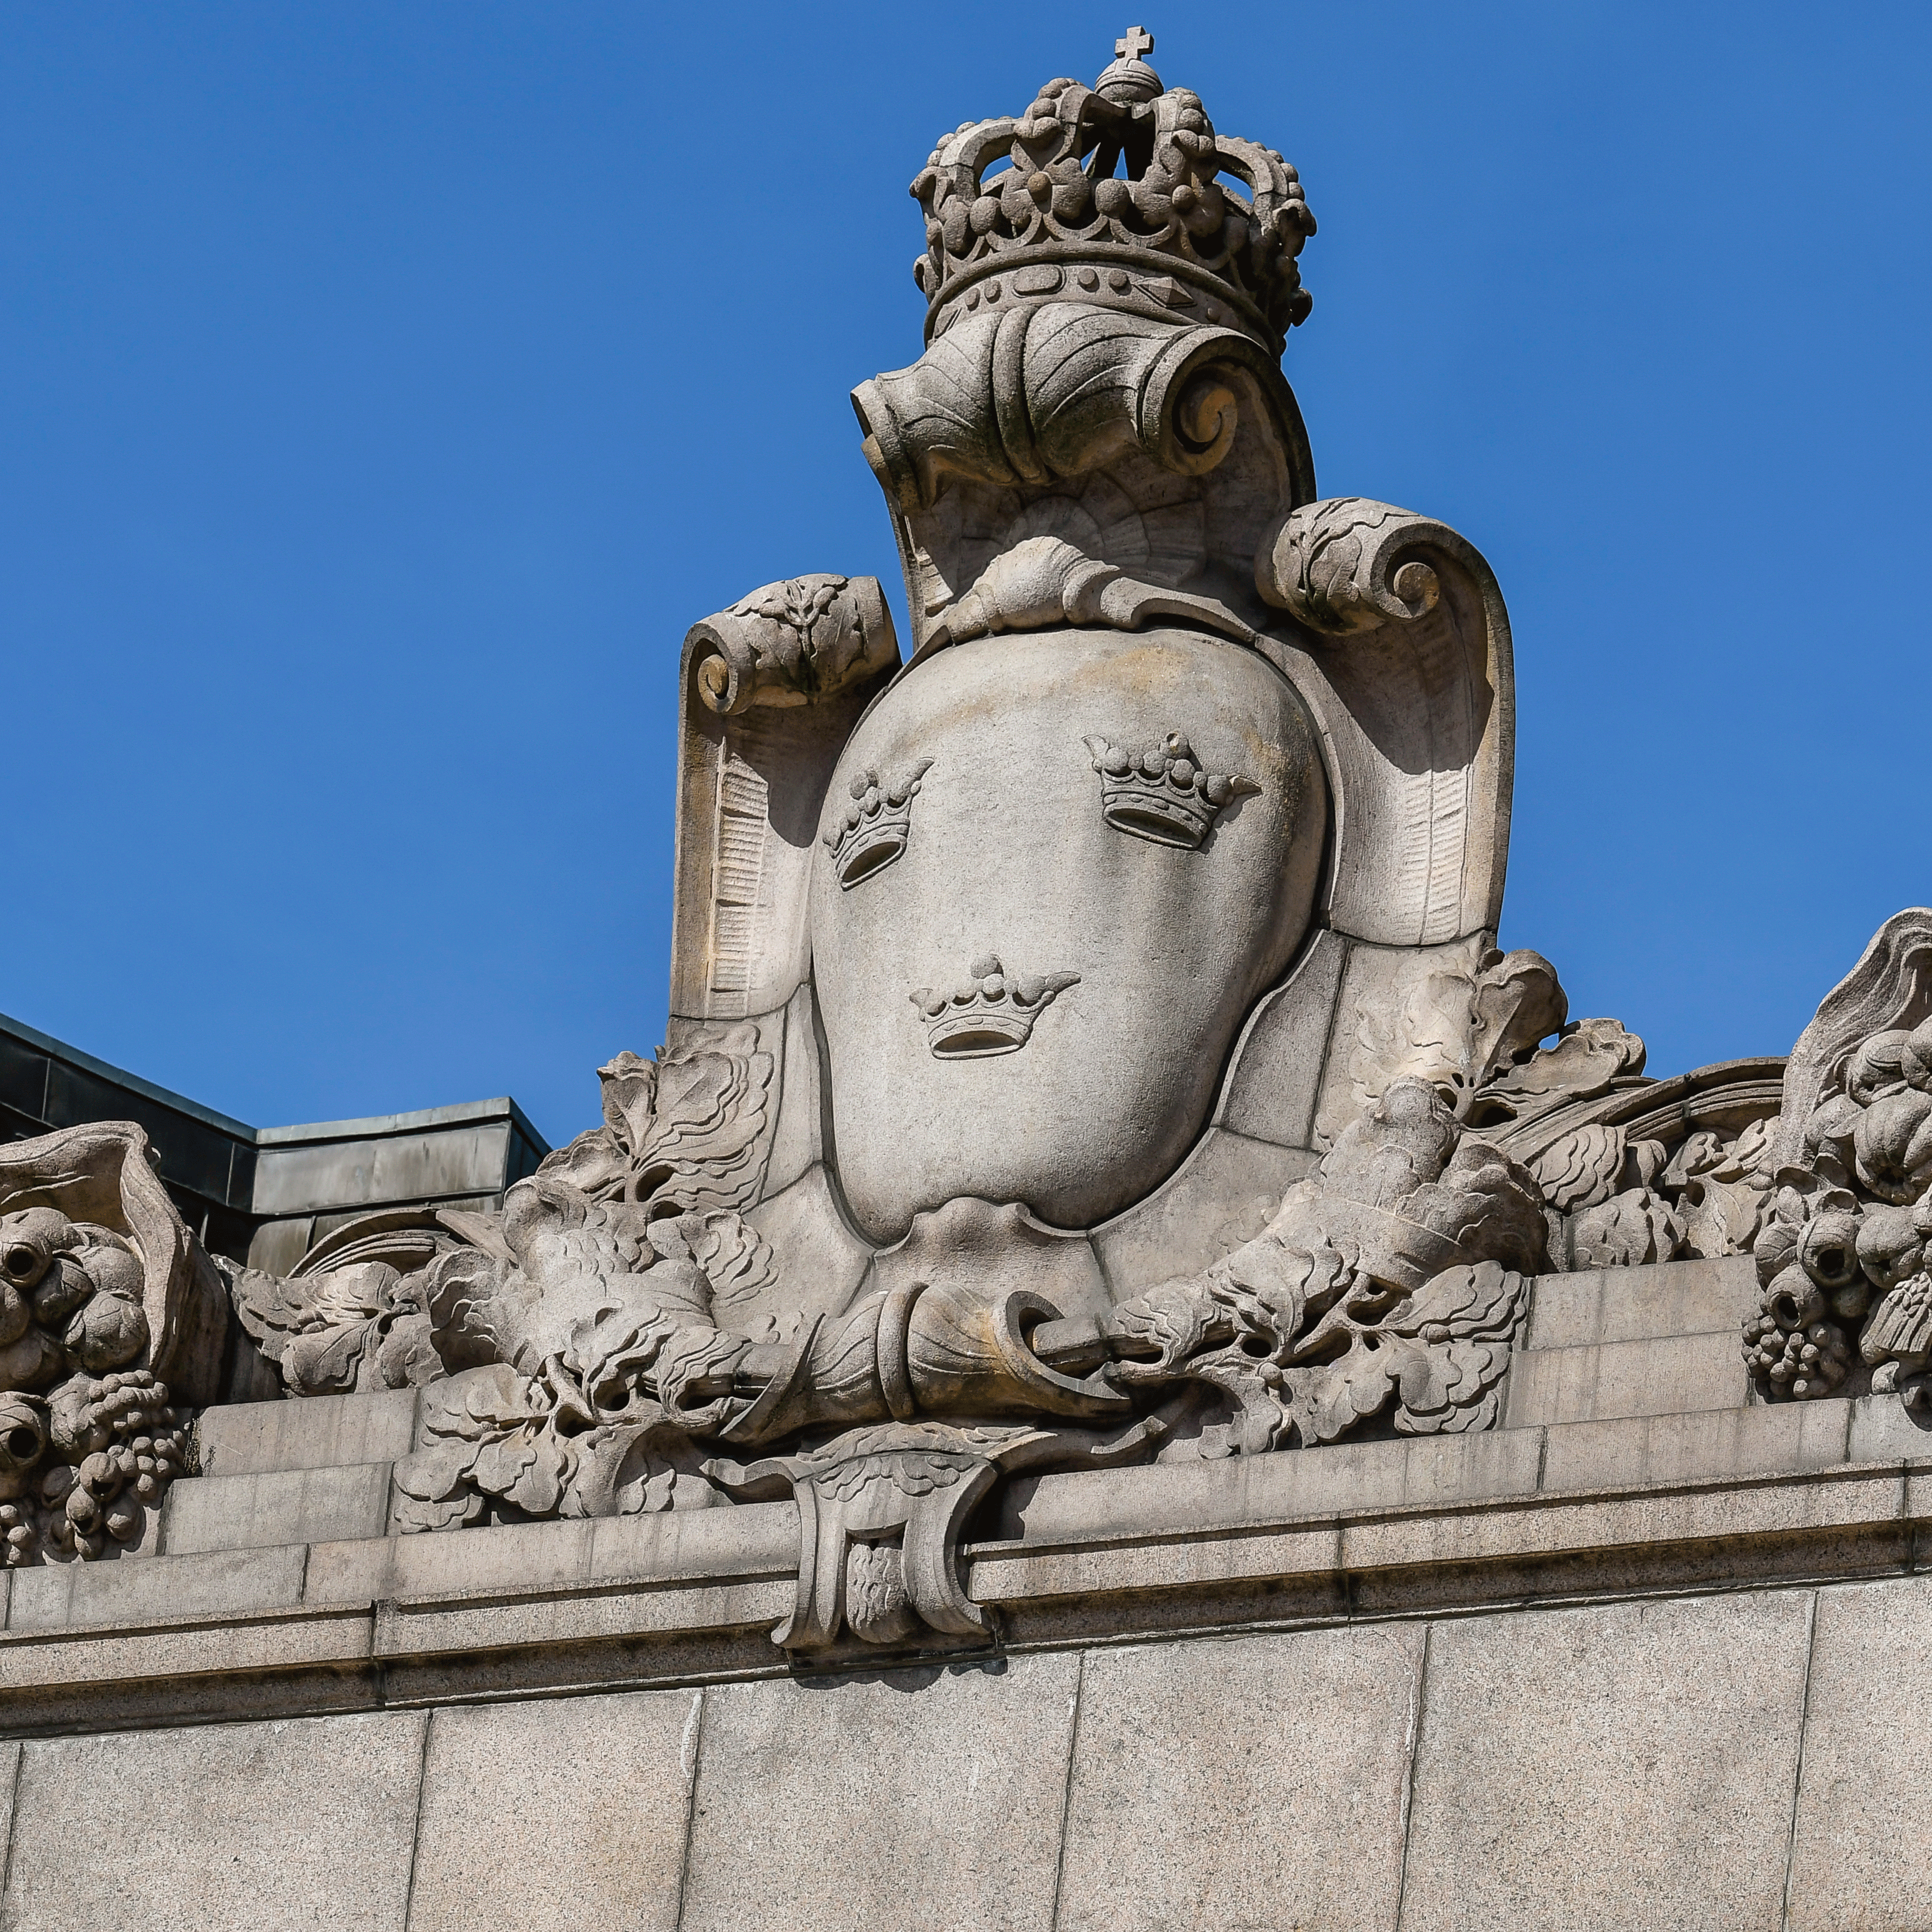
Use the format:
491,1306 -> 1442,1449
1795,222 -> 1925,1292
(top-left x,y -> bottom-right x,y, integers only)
909,955 -> 1080,1058
1083,731 -> 1259,849
823,759 -> 934,889
910,26 -> 1315,352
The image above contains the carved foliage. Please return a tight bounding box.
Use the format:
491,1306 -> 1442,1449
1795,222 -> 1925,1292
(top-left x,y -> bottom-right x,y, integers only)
395,1360 -> 725,1532
235,1025 -> 777,1408
1530,1119 -> 1775,1273
1347,935 -> 1645,1135
1743,939 -> 1932,1405
229,1255 -> 445,1398
539,1026 -> 774,1214
1109,1079 -> 1544,1452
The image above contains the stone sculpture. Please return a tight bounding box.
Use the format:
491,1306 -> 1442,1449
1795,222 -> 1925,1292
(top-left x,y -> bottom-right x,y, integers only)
23,31 -> 1928,1671
1738,911 -> 1932,1404
0,1123 -> 221,1562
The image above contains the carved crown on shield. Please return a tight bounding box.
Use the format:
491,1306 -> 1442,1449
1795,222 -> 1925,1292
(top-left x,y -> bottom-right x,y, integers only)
909,27 -> 1317,350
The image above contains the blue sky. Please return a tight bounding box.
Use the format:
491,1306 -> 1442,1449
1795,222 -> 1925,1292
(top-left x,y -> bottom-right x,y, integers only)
4,3 -> 1928,1147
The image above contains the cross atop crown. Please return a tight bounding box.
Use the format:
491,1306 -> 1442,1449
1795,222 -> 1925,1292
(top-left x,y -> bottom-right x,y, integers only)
1095,22 -> 1162,104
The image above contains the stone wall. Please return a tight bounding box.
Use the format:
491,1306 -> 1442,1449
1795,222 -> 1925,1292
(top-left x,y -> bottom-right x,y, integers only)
0,1255 -> 1923,1929
0,1578 -> 1917,1929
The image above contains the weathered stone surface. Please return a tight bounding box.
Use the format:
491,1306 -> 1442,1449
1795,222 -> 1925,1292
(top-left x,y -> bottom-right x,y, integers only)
9,1542 -> 306,1629
973,1516 -> 1344,1612
1787,1577 -> 1932,1930
761,981 -> 826,1198
588,1497 -> 798,1584
679,1655 -> 1077,1932
1401,1593 -> 1811,1932
671,580 -> 898,1027
1338,1470 -> 1903,1590
406,1692 -> 697,1931
162,1462 -> 391,1555
195,1388 -> 416,1477
0,1601 -> 374,1700
1503,1330 -> 1750,1428
1090,1127 -> 1317,1296
1000,1424 -> 1542,1541
1211,926 -> 1350,1149
1524,1254 -> 1760,1349
306,1516 -> 594,1604
743,1161 -> 874,1328
1845,1390 -> 1932,1463
1057,1626 -> 1422,1932
812,625 -> 1328,1246
1539,1399 -> 1850,1493
2,1711 -> 425,1930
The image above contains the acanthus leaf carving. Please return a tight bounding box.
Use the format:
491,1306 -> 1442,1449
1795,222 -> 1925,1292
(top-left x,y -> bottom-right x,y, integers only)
1345,934 -> 1645,1137
540,1025 -> 774,1216
1105,1079 -> 1544,1453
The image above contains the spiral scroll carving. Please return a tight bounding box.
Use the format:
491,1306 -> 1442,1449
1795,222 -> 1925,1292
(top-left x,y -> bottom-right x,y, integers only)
855,302 -> 1289,517
684,575 -> 899,718
1255,497 -> 1458,637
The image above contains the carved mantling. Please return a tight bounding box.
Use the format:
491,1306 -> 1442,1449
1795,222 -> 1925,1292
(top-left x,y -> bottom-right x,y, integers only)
669,574 -> 901,1027
1254,499 -> 1516,948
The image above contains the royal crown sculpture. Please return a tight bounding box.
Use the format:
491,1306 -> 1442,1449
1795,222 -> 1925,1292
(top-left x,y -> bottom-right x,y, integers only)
11,29 -> 1932,1666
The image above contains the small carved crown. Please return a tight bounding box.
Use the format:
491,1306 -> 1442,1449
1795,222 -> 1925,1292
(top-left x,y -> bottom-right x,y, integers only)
909,955 -> 1080,1059
823,759 -> 934,889
910,27 -> 1316,350
1083,731 -> 1259,848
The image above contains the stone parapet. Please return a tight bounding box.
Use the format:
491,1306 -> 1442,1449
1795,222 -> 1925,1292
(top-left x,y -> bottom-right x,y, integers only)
0,1377 -> 1915,1729
0,1448 -> 1922,1926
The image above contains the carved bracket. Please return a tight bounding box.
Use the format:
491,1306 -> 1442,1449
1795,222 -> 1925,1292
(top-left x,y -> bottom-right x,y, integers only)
709,1411 -> 1167,1654
712,1423 -> 1022,1650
